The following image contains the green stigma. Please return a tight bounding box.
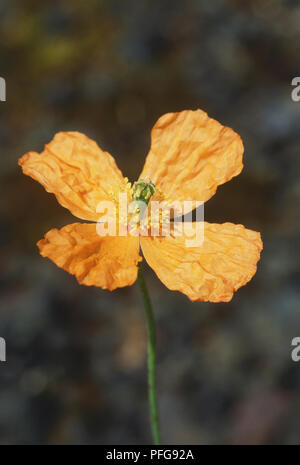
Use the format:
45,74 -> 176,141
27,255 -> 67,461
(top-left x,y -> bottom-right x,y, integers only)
133,178 -> 156,205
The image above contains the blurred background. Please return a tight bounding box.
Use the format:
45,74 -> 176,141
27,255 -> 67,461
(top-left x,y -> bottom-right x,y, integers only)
0,0 -> 300,445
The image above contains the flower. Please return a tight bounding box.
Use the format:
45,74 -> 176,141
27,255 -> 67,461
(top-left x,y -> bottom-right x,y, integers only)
19,109 -> 262,302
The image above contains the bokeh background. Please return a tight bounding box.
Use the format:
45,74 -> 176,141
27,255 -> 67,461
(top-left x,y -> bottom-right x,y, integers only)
1,0 -> 300,445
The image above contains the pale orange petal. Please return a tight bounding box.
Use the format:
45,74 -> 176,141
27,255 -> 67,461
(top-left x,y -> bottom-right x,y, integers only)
37,223 -> 141,290
19,132 -> 125,221
141,222 -> 262,302
140,110 -> 243,203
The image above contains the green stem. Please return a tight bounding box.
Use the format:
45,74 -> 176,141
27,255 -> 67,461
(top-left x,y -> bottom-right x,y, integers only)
137,262 -> 161,445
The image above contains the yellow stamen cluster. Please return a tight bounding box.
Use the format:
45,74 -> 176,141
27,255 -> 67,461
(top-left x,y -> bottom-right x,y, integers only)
106,178 -> 174,236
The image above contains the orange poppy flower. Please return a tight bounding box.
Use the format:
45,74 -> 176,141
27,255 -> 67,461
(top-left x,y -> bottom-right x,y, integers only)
19,109 -> 262,302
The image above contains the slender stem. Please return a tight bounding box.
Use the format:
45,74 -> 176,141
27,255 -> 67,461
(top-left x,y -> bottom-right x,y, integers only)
137,262 -> 161,445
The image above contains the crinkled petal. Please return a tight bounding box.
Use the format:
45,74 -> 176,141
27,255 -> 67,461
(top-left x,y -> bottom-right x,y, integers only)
37,223 -> 141,290
19,132 -> 125,221
141,222 -> 262,302
140,110 -> 244,203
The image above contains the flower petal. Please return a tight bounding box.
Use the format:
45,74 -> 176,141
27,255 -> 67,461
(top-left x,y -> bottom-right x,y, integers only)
37,223 -> 141,290
19,132 -> 125,221
140,110 -> 243,203
141,222 -> 262,302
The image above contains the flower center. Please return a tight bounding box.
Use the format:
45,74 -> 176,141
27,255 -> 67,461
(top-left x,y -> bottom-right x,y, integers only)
107,177 -> 170,236
132,178 -> 156,204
